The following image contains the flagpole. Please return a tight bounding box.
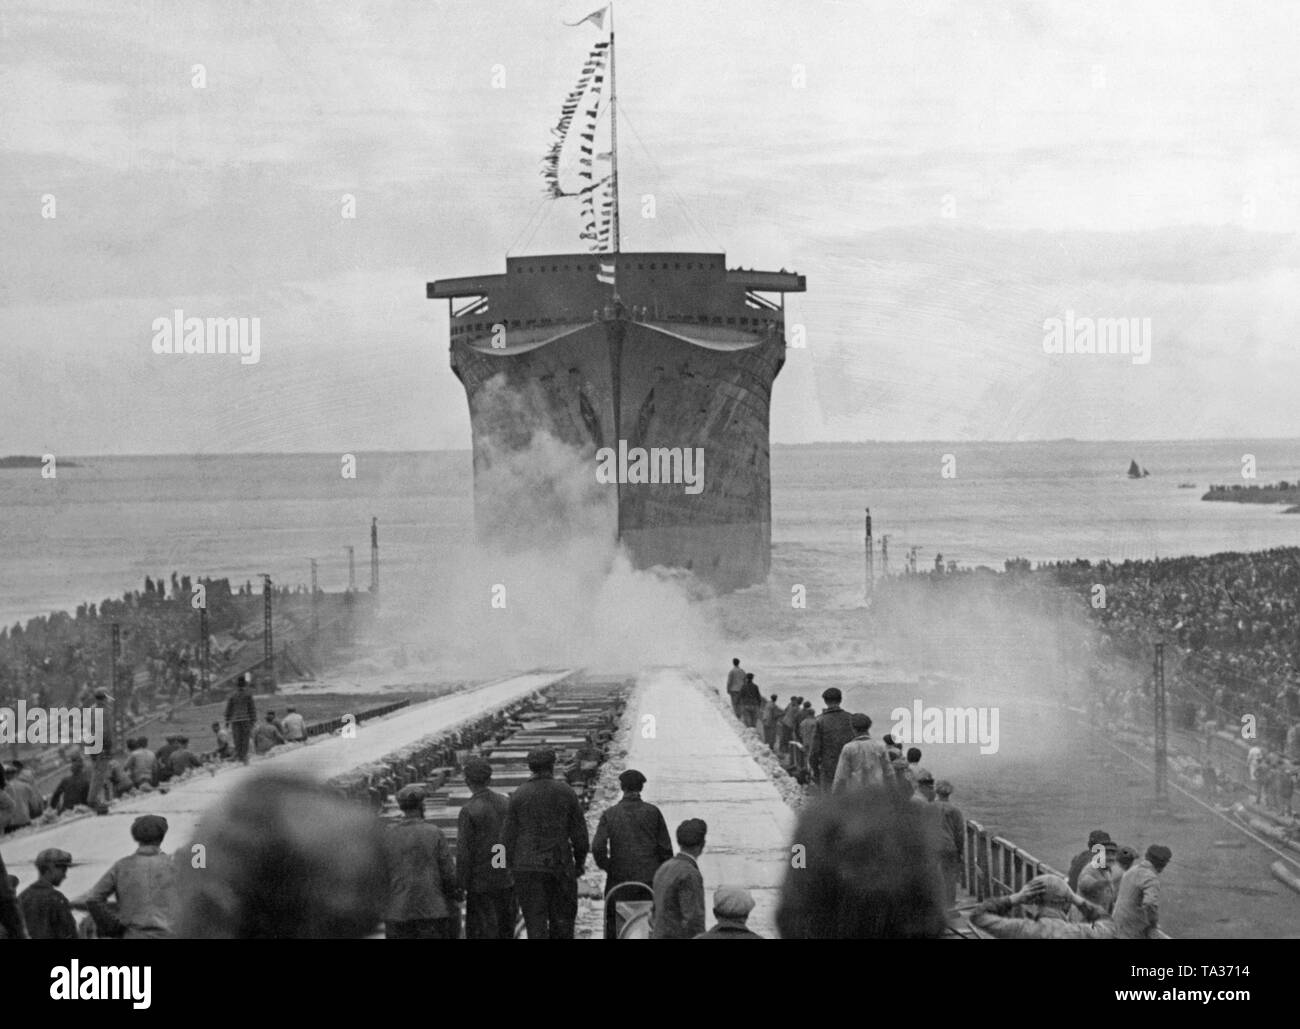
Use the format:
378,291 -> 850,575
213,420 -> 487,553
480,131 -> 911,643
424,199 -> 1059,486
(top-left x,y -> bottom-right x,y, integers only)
608,3 -> 620,258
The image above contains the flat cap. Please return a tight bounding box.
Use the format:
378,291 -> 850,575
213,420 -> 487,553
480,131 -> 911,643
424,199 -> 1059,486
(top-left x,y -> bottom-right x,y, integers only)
527,747 -> 557,770
131,814 -> 169,842
1086,829 -> 1112,847
1146,844 -> 1172,867
849,713 -> 872,732
462,757 -> 493,783
934,780 -> 953,797
35,848 -> 73,869
618,769 -> 646,791
395,784 -> 426,808
1026,873 -> 1072,907
712,885 -> 755,919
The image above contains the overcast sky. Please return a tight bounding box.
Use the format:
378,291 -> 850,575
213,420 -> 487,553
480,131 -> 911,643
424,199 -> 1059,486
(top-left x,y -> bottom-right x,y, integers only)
2,0 -> 1297,454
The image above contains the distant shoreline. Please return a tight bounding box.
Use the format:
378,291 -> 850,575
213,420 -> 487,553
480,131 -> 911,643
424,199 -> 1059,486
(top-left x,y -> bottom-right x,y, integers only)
1203,481 -> 1300,512
14,437 -> 1300,460
0,455 -> 79,469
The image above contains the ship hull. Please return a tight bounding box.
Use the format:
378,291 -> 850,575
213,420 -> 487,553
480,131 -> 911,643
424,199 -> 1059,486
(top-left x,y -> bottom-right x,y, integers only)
452,317 -> 782,590
433,252 -> 804,591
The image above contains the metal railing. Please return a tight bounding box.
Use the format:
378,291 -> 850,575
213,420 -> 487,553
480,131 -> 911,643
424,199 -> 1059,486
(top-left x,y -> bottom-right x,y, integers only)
963,818 -> 1066,902
962,817 -> 1171,937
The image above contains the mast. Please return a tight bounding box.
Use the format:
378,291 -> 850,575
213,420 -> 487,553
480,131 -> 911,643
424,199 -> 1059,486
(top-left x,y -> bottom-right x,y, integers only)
608,3 -> 620,255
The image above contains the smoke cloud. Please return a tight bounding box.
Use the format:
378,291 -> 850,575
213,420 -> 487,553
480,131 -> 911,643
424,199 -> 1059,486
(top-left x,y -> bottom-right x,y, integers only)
352,374 -> 725,681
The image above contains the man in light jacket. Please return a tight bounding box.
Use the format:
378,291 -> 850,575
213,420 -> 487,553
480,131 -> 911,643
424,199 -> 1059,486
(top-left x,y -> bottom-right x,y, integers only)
832,714 -> 890,793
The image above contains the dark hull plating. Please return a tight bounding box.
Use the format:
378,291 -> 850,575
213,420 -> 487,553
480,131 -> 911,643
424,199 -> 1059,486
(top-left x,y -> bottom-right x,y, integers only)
431,252 -> 804,591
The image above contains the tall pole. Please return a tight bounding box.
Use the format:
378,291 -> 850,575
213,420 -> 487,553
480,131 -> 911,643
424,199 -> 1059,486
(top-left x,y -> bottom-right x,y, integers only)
310,559 -> 319,638
262,573 -> 274,689
880,535 -> 890,577
864,507 -> 874,600
110,623 -> 121,746
608,4 -> 620,257
346,546 -> 356,592
370,517 -> 379,594
199,605 -> 210,693
1154,640 -> 1167,804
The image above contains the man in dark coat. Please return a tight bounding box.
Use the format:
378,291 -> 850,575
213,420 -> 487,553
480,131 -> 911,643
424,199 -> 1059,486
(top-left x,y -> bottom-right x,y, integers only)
738,674 -> 763,728
651,818 -> 707,939
385,784 -> 458,939
224,676 -> 257,764
19,848 -> 77,939
153,735 -> 181,783
1067,829 -> 1112,892
502,747 -> 589,939
591,768 -> 673,939
50,754 -> 91,813
457,758 -> 517,940
809,687 -> 856,791
0,847 -> 26,938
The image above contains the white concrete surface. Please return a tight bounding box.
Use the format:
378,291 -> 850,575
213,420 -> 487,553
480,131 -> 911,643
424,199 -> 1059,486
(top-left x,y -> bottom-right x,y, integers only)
621,669 -> 796,938
1,670 -> 572,898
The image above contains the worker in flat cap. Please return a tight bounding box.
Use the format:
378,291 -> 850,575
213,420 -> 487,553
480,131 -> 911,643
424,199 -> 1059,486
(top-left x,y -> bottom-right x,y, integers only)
384,783 -> 458,939
694,885 -> 763,939
932,780 -> 965,911
18,848 -> 77,939
224,675 -> 258,765
1076,838 -> 1121,915
85,814 -> 177,938
1113,844 -> 1171,939
458,758 -> 517,939
651,818 -> 708,940
591,768 -> 674,938
1067,829 -> 1112,892
502,747 -> 589,939
970,873 -> 1117,939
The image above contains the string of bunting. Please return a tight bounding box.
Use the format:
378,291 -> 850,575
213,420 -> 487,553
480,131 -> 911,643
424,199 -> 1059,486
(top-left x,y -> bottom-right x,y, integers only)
540,40 -> 610,201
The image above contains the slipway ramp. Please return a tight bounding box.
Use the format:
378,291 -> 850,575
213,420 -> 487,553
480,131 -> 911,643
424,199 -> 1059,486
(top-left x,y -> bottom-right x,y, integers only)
1,671 -> 572,899
617,668 -> 796,938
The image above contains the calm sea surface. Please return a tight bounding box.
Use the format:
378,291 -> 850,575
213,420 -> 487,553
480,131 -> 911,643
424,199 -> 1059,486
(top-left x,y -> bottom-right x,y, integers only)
1,440 -> 1296,627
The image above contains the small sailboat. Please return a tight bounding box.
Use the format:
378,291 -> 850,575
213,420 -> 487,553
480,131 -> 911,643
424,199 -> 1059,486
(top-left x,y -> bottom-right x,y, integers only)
1127,459 -> 1142,479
